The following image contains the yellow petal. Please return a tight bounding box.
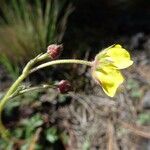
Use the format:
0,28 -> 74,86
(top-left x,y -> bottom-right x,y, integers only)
107,44 -> 133,69
93,65 -> 124,97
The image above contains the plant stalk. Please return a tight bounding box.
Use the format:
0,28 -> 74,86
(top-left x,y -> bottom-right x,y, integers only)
0,57 -> 92,140
9,84 -> 54,100
0,53 -> 48,139
30,59 -> 92,73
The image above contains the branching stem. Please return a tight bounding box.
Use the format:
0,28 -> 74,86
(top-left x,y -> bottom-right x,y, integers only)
9,84 -> 55,100
0,54 -> 92,140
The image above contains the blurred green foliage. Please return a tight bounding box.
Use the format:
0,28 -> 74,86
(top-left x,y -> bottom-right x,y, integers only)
0,54 -> 19,80
0,89 -> 69,149
82,139 -> 90,150
0,114 -> 43,149
0,0 -> 72,78
137,112 -> 150,125
127,79 -> 142,99
45,127 -> 59,143
0,140 -> 14,150
20,113 -> 43,138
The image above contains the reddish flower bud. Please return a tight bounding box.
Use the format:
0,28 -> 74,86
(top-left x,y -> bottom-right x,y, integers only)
47,44 -> 63,59
57,80 -> 72,94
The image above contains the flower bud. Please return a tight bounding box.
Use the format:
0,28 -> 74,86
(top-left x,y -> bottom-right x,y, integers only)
57,80 -> 72,94
47,44 -> 63,59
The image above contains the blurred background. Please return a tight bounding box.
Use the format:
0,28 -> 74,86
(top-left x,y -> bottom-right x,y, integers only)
0,0 -> 150,149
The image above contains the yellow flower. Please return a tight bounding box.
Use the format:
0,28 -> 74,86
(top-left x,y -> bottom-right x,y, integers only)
92,44 -> 133,97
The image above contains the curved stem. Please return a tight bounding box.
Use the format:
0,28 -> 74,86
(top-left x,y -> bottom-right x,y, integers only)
0,53 -> 48,139
9,84 -> 55,100
0,74 -> 27,139
0,74 -> 27,110
0,54 -> 49,115
30,59 -> 92,73
0,57 -> 92,140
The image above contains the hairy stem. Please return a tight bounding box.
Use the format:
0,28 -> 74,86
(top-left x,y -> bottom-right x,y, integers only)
0,56 -> 92,140
0,53 -> 48,139
9,84 -> 54,100
30,59 -> 92,73
0,73 -> 27,139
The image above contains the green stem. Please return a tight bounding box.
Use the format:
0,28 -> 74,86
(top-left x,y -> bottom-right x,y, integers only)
0,57 -> 92,140
9,84 -> 54,100
0,53 -> 48,139
30,59 -> 92,73
0,74 -> 26,139
0,75 -> 27,109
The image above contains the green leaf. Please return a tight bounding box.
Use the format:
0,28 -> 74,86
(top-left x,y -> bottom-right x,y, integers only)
46,127 -> 58,143
137,113 -> 150,125
82,139 -> 90,150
